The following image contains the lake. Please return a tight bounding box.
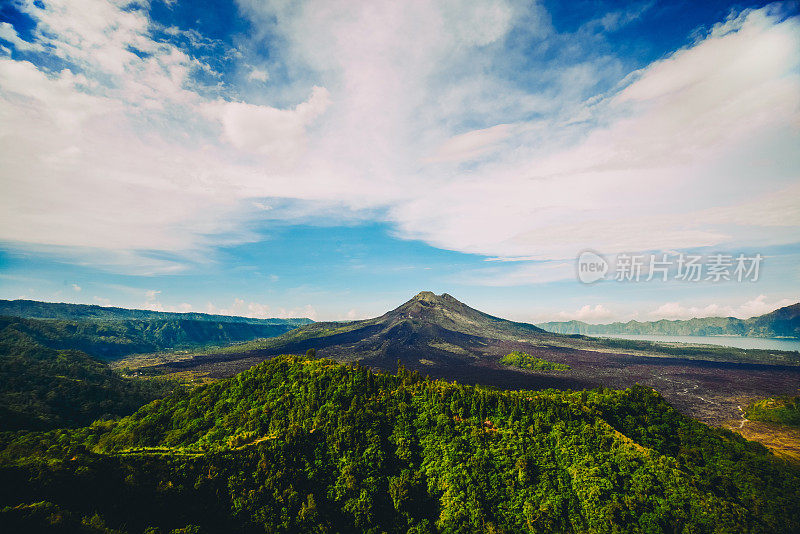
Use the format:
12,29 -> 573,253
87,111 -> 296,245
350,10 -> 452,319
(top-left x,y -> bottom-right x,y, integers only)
596,333 -> 800,352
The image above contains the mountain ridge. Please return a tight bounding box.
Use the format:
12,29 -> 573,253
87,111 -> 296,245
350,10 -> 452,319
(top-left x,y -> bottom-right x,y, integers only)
0,299 -> 314,325
537,302 -> 800,338
0,314 -> 302,360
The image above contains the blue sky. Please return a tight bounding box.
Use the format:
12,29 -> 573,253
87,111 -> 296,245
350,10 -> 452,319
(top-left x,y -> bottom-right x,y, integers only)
0,0 -> 798,322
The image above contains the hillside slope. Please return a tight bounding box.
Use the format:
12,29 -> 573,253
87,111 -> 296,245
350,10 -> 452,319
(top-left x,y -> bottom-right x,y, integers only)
1,355 -> 798,533
745,303 -> 800,337
0,315 -> 302,360
538,303 -> 800,338
0,324 -> 174,430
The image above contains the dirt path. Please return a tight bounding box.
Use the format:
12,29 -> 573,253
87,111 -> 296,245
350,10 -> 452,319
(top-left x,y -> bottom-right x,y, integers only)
231,435 -> 276,450
737,405 -> 749,429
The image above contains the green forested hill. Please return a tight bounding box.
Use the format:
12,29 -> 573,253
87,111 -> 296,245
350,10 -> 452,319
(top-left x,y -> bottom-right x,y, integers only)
0,327 -> 175,431
0,311 -> 303,430
0,315 -> 300,360
1,355 -> 798,533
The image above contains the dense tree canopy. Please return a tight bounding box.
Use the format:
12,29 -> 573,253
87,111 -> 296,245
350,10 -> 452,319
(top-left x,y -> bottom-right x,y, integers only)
500,351 -> 570,371
0,324 -> 176,430
1,355 -> 798,533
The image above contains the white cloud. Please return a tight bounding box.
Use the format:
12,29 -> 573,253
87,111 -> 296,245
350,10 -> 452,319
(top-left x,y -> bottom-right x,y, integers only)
0,0 -> 797,276
140,289 -> 194,313
581,3 -> 653,34
521,303 -> 630,324
556,304 -> 615,322
426,123 -> 516,163
0,7 -> 243,256
649,294 -> 796,320
210,298 -> 271,318
0,0 -> 320,262
299,304 -> 318,321
455,261 -> 573,286
204,85 -> 330,162
247,67 -> 269,82
383,7 -> 800,260
71,283 -> 81,292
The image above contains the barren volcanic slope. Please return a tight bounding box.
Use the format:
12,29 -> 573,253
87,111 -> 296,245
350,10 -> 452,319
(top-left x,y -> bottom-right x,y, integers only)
156,292 -> 800,424
278,290 -> 553,365
163,291 -> 586,389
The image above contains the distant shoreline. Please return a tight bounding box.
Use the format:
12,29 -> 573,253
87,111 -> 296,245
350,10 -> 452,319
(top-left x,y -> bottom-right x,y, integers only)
586,333 -> 800,352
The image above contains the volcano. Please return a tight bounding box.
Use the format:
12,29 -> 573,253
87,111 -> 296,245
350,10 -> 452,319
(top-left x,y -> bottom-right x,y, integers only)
255,291 -> 551,365
162,291 -> 590,389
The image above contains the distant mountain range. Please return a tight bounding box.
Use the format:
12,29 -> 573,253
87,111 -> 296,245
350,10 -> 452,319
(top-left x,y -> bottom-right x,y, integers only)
537,303 -> 800,339
0,299 -> 313,326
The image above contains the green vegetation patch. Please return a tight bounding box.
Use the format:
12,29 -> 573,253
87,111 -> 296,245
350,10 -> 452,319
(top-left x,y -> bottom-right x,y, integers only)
501,350 -> 570,370
1,356 -> 799,533
745,395 -> 800,427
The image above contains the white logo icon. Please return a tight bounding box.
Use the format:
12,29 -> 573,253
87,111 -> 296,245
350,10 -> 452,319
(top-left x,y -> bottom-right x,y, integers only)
577,250 -> 608,284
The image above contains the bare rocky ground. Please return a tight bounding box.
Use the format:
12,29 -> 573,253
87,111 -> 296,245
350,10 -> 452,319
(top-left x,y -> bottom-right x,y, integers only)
477,342 -> 800,426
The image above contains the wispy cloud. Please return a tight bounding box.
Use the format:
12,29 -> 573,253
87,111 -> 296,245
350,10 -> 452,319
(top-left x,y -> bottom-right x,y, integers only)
554,304 -> 616,323
454,261 -> 573,287
247,67 -> 269,82
0,22 -> 44,52
206,298 -> 318,320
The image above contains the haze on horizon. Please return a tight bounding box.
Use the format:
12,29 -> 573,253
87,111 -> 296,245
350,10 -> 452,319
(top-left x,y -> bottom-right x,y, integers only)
1,0 -> 799,324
